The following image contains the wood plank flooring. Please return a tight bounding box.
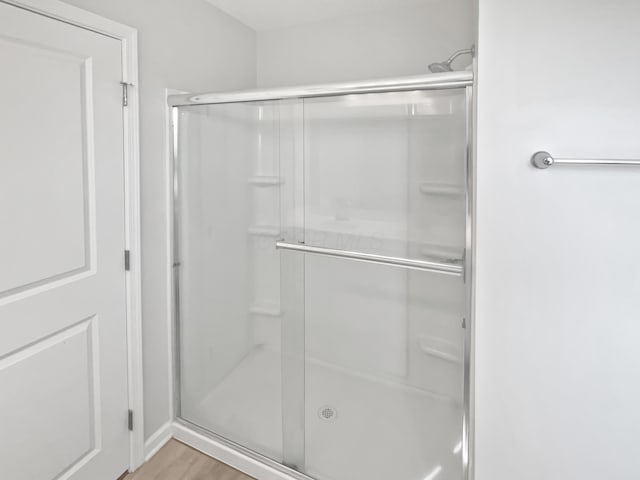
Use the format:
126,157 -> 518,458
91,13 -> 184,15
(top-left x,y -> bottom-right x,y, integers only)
123,439 -> 254,480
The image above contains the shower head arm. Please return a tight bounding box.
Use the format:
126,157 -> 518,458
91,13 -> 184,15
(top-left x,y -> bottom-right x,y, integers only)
428,45 -> 475,73
444,46 -> 475,67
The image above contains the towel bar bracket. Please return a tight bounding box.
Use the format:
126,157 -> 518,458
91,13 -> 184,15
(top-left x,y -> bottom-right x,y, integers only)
531,151 -> 555,169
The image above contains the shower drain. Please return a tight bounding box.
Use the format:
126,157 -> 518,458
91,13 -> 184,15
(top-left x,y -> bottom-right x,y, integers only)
318,405 -> 337,421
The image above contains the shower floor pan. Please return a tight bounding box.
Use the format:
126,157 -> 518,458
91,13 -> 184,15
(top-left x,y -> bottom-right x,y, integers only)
182,346 -> 463,480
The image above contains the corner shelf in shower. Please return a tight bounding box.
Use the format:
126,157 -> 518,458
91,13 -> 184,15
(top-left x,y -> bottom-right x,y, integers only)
248,176 -> 282,186
418,182 -> 464,196
249,303 -> 282,317
418,244 -> 463,264
248,226 -> 280,237
418,335 -> 461,364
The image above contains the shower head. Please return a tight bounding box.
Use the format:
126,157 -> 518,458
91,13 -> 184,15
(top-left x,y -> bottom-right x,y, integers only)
428,61 -> 453,73
428,46 -> 475,73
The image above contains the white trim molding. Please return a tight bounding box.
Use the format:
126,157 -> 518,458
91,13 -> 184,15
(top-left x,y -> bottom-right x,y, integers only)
144,421 -> 173,462
0,0 -> 145,471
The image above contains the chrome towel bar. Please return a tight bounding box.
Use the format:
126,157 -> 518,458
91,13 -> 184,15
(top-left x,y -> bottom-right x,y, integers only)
275,241 -> 463,276
531,151 -> 640,169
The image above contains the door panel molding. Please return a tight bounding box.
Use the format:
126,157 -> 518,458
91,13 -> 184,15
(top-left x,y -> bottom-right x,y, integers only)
0,41 -> 95,299
0,0 -> 144,471
0,317 -> 102,479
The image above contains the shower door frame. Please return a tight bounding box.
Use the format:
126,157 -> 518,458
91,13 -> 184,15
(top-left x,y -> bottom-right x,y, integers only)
168,71 -> 475,480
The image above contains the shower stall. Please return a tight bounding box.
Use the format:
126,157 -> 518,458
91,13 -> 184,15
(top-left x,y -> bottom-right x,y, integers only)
169,71 -> 473,480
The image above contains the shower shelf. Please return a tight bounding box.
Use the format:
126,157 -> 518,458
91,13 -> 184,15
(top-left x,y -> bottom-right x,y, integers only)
419,244 -> 463,263
250,303 -> 281,317
248,226 -> 280,237
418,336 -> 461,364
418,183 -> 463,196
248,176 -> 282,186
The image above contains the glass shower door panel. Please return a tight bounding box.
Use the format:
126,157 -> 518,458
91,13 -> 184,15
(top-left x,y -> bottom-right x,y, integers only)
301,255 -> 465,480
302,90 -> 467,264
177,101 -> 285,461
289,90 -> 468,480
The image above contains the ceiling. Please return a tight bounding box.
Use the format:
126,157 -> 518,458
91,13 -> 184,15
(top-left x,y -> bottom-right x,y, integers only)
205,0 -> 430,31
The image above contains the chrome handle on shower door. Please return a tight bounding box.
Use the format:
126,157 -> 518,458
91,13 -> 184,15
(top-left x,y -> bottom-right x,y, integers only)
275,241 -> 463,276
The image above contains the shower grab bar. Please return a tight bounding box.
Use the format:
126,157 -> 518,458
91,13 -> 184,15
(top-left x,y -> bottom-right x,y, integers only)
275,241 -> 463,276
531,151 -> 640,169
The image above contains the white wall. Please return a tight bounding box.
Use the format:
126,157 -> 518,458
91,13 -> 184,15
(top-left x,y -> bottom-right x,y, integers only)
257,0 -> 475,87
62,0 -> 256,442
475,1 -> 640,479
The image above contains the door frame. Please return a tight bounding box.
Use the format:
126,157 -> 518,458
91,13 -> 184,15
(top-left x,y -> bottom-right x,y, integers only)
0,0 -> 144,471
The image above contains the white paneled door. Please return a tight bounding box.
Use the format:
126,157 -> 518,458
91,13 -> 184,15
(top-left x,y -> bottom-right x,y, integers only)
0,3 -> 130,480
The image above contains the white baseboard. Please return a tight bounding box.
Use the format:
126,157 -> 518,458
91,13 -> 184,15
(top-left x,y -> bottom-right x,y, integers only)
144,421 -> 173,461
172,421 -> 305,480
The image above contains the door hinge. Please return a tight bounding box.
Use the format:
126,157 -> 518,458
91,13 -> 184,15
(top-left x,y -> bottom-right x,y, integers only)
120,81 -> 132,107
128,410 -> 134,431
462,317 -> 466,329
124,250 -> 131,271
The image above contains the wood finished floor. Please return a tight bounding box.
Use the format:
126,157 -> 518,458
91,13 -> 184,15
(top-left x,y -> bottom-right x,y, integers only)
123,439 -> 254,480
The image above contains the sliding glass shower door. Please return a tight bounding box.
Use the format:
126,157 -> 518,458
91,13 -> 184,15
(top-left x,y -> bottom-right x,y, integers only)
175,99 -> 294,463
174,85 -> 470,480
